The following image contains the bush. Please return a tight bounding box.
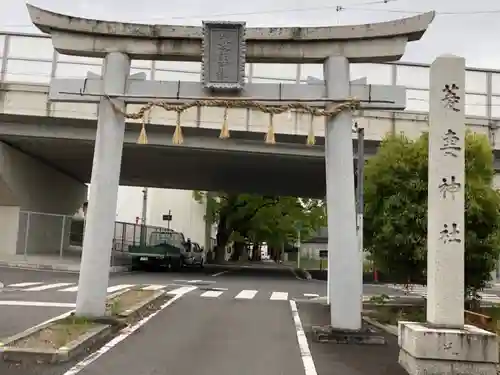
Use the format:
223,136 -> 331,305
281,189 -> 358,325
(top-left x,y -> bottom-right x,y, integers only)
364,132 -> 500,296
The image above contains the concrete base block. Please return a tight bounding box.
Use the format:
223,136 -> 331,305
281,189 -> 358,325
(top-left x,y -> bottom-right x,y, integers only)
398,321 -> 499,375
312,325 -> 386,345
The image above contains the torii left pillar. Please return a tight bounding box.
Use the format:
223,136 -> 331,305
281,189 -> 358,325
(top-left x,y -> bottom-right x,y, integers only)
75,52 -> 130,317
323,56 -> 362,331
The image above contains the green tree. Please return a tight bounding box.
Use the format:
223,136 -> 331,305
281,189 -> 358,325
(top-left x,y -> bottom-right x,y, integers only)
364,132 -> 500,297
193,192 -> 326,263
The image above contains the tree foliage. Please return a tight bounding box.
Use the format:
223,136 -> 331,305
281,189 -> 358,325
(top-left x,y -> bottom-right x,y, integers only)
193,192 -> 326,262
364,132 -> 500,296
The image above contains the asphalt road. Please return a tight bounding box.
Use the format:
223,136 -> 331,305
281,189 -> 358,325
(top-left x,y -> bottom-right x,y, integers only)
0,264 -> 414,375
66,296 -> 306,375
297,301 -> 406,375
0,264 -> 423,303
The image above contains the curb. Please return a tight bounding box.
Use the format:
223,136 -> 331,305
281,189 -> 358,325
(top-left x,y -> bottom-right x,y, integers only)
0,289 -> 167,363
362,316 -> 398,336
0,262 -> 130,274
0,319 -> 113,364
291,268 -> 312,280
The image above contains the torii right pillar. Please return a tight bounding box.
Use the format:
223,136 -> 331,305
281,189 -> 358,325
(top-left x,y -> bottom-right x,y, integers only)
398,55 -> 498,375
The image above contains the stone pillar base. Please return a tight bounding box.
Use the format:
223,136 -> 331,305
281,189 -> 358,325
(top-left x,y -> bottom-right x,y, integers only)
398,321 -> 498,375
312,325 -> 386,345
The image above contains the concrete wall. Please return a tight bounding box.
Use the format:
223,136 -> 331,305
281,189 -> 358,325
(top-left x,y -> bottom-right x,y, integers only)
115,186 -> 207,246
0,142 -> 87,256
146,188 -> 206,245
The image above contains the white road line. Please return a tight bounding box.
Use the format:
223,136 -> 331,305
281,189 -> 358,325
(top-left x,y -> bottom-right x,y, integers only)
200,290 -> 224,298
60,286 -> 79,292
270,292 -> 288,301
24,282 -> 74,291
173,279 -> 203,284
167,286 -> 198,295
211,271 -> 228,277
61,286 -> 197,375
107,284 -> 135,293
235,290 -> 258,299
0,300 -> 75,308
7,282 -> 44,288
303,293 -> 319,298
290,300 -> 318,375
141,284 -> 167,291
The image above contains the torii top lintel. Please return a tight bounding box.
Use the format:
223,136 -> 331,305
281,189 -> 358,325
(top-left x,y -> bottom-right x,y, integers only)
26,4 -> 435,64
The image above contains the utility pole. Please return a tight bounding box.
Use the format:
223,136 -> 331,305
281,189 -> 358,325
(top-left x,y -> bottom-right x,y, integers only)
356,127 -> 365,257
140,187 -> 148,246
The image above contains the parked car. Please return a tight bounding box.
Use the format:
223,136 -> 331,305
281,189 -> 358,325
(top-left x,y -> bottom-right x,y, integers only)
182,240 -> 206,268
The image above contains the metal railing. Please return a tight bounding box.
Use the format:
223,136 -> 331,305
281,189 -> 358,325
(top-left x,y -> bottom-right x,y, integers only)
1,31 -> 500,123
16,210 -> 171,266
112,221 -> 171,252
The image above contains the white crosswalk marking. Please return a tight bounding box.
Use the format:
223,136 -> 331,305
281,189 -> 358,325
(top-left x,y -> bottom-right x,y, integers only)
200,290 -> 224,298
235,290 -> 258,299
24,282 -> 74,291
59,285 -> 79,292
167,286 -> 197,296
107,284 -> 135,293
5,281 -> 330,303
7,282 -> 44,288
141,284 -> 167,291
270,292 -> 288,301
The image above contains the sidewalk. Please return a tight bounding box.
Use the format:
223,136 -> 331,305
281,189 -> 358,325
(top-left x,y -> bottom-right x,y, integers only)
297,301 -> 407,375
0,252 -> 129,273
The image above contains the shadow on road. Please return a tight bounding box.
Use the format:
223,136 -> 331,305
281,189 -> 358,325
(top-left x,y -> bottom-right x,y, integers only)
297,301 -> 407,375
133,262 -> 300,280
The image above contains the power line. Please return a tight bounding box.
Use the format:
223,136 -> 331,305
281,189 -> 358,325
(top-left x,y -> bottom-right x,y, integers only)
170,0 -> 396,19
344,7 -> 500,15
0,0 -> 398,28
3,2 -> 500,30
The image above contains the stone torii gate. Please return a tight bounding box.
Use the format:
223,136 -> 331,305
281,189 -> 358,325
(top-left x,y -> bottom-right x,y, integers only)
27,5 -> 434,331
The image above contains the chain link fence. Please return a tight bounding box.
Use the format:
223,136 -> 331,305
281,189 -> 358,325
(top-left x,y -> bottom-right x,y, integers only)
16,211 -> 170,267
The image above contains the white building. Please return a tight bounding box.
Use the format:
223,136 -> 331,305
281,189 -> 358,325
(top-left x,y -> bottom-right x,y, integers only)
115,187 -> 209,246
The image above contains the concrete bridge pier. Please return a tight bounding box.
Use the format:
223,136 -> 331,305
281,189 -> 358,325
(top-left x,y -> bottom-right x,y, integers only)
0,142 -> 87,258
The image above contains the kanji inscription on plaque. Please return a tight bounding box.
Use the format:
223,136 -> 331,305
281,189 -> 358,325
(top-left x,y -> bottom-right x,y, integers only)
202,21 -> 246,90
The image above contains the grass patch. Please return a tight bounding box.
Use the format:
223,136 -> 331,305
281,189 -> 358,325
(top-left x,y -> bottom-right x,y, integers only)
106,289 -> 156,316
364,295 -> 500,334
1,287 -> 170,364
364,304 -> 425,325
10,316 -> 98,351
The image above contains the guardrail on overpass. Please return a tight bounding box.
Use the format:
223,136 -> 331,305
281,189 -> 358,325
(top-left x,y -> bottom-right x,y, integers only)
1,31 -> 500,153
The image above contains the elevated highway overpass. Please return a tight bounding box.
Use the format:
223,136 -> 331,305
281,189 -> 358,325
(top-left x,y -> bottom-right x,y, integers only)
2,33 -> 500,193
1,30 -> 500,258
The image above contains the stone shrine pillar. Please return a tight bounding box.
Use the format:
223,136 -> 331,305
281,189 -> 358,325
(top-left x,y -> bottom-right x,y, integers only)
323,56 -> 362,330
398,55 -> 498,375
75,52 -> 131,317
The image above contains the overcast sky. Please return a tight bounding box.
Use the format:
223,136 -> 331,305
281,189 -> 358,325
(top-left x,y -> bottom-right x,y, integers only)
1,0 -> 500,68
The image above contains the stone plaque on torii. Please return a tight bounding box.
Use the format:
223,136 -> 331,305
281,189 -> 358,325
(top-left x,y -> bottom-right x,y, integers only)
27,4 -> 434,334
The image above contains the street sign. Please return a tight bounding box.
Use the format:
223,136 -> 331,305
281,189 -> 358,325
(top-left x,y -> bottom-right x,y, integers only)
162,214 -> 172,221
201,21 -> 246,91
319,250 -> 328,259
